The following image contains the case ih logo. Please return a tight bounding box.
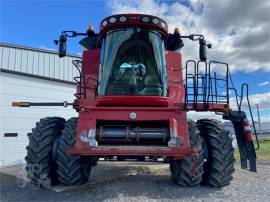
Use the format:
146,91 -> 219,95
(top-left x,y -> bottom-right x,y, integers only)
129,112 -> 137,120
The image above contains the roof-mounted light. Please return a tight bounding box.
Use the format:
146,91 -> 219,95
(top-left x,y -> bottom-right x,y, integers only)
152,18 -> 159,24
119,16 -> 128,22
100,14 -> 168,38
142,16 -> 150,23
161,22 -> 166,28
139,15 -> 168,31
102,20 -> 108,26
87,24 -> 94,31
109,17 -> 117,23
174,27 -> 180,33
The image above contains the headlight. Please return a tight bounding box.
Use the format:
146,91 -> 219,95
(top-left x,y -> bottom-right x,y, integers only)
109,17 -> 117,23
161,22 -> 166,28
142,16 -> 150,23
119,16 -> 128,22
152,18 -> 159,24
102,20 -> 108,26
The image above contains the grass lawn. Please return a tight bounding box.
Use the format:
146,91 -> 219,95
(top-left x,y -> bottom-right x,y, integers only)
234,136 -> 270,160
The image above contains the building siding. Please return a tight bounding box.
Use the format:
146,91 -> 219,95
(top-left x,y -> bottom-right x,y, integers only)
0,44 -> 81,166
0,72 -> 78,166
0,43 -> 81,82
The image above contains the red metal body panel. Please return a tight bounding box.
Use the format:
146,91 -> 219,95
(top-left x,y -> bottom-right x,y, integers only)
185,103 -> 229,112
70,147 -> 195,158
71,48 -> 228,158
166,51 -> 183,84
70,49 -> 196,158
95,96 -> 169,107
70,106 -> 191,158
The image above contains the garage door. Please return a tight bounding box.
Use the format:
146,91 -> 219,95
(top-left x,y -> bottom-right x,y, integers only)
0,72 -> 77,166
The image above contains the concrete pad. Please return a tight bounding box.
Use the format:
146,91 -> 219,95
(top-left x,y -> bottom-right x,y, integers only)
0,164 -> 25,176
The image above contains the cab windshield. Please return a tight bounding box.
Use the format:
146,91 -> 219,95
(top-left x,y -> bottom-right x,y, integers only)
98,28 -> 167,96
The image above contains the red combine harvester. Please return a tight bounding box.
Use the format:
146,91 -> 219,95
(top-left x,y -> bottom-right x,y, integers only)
13,14 -> 259,188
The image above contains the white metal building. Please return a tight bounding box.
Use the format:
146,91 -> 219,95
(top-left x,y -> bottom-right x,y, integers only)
0,43 -> 80,166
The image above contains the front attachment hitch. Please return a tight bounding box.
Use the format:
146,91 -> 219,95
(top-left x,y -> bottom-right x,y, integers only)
223,110 -> 257,172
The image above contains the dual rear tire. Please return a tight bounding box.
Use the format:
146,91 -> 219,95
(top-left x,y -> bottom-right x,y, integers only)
25,117 -> 234,188
25,117 -> 92,186
170,120 -> 204,186
56,118 -> 92,186
170,119 -> 235,187
197,119 -> 235,187
25,117 -> 65,185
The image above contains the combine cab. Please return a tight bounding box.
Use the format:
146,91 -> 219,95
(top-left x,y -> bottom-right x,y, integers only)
13,14 -> 258,188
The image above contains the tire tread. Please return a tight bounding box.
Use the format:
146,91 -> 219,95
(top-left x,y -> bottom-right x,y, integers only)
197,119 -> 235,187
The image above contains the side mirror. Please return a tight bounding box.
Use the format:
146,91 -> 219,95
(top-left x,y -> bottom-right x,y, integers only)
199,38 -> 207,61
58,34 -> 67,58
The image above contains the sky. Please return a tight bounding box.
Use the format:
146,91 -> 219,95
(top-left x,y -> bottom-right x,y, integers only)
1,0 -> 270,122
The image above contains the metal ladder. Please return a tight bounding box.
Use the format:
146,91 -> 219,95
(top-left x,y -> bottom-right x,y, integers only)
72,60 -> 86,99
185,60 -> 229,110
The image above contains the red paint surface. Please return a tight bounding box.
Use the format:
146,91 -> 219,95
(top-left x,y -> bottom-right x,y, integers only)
246,132 -> 254,141
70,35 -> 229,158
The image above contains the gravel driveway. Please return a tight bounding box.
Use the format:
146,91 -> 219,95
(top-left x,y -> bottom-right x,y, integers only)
0,160 -> 269,202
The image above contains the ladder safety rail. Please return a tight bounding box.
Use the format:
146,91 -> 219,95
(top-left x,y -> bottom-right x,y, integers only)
185,60 -> 197,109
184,60 -> 260,172
72,59 -> 87,99
185,60 -> 230,111
196,61 -> 208,107
209,61 -> 229,105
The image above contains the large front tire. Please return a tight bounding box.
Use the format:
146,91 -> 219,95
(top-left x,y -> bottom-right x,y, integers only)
57,118 -> 92,186
169,120 -> 204,187
197,119 -> 235,187
25,117 -> 66,186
